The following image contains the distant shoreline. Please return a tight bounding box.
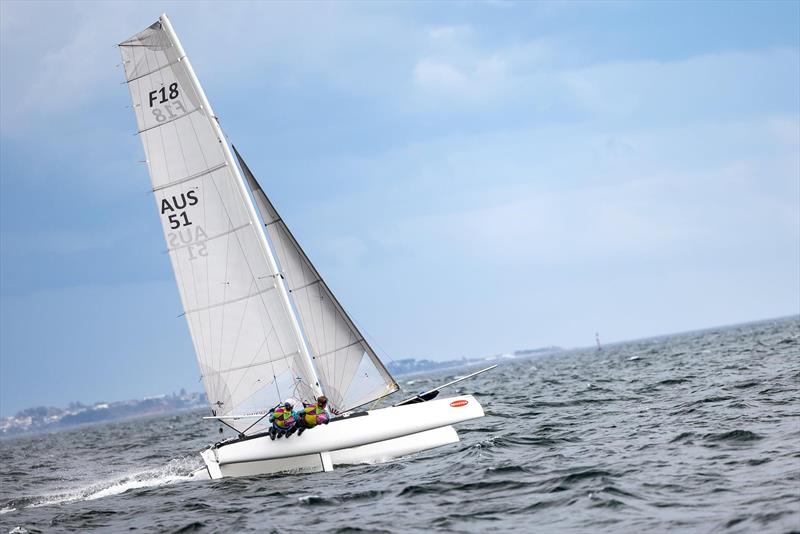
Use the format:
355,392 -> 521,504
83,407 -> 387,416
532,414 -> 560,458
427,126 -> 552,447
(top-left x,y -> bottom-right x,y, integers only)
0,391 -> 208,438
590,314 -> 799,349
3,314 -> 796,437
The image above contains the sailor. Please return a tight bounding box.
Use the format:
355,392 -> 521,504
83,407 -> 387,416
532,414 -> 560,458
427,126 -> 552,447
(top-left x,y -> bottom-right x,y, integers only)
297,395 -> 331,436
268,400 -> 298,440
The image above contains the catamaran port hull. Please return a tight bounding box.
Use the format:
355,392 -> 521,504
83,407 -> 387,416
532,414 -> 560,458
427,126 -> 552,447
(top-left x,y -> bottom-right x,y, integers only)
198,426 -> 459,479
196,395 -> 483,479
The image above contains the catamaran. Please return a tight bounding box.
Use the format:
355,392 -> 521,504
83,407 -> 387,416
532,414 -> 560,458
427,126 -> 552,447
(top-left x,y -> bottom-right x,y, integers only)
119,14 -> 489,479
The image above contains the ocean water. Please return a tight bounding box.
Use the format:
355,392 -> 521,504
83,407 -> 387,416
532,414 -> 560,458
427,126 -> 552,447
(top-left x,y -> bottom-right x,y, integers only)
1,317 -> 798,533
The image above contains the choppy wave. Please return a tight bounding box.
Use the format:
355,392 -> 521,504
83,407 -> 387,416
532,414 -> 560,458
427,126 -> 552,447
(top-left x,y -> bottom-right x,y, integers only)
1,316 -> 798,533
0,457 -> 200,515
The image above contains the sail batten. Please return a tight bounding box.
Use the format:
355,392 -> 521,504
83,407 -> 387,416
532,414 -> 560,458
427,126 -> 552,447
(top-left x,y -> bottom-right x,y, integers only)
208,351 -> 303,376
233,146 -> 399,412
165,222 -> 251,253
290,279 -> 322,293
137,106 -> 202,134
152,162 -> 228,192
125,55 -> 186,84
181,285 -> 277,316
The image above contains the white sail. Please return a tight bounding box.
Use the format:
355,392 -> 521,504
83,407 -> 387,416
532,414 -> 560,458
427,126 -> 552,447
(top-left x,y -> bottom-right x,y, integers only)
233,147 -> 399,412
119,16 -> 322,431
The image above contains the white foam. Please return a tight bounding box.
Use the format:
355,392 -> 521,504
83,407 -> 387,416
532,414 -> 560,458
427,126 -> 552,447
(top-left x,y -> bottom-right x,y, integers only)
85,468 -> 193,501
7,456 -> 202,513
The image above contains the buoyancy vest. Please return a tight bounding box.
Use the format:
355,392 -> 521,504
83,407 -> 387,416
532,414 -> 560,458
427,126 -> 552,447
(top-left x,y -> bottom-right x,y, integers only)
301,404 -> 330,428
272,406 -> 296,429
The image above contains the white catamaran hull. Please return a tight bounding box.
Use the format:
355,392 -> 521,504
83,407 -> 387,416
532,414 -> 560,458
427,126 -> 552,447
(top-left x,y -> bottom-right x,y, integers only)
197,395 -> 483,479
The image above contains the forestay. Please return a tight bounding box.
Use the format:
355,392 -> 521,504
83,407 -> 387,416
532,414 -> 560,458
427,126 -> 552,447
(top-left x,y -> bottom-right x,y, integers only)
119,16 -> 320,431
233,147 -> 399,412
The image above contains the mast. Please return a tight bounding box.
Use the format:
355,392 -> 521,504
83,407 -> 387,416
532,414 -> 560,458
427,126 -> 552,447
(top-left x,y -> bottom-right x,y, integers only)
158,14 -> 324,400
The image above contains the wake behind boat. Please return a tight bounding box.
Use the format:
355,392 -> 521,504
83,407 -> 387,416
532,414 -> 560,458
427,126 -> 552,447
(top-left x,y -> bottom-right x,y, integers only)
118,14 -> 488,479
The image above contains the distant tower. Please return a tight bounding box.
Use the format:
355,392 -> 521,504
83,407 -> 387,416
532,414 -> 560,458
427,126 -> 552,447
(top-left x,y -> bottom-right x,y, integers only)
595,332 -> 602,352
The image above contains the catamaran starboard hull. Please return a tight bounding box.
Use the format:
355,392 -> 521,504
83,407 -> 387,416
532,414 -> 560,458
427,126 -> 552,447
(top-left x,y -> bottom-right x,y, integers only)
197,395 -> 483,479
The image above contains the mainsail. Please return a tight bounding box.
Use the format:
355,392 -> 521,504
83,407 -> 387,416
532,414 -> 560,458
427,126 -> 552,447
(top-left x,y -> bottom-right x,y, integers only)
233,147 -> 399,412
119,16 -> 321,432
119,14 -> 397,427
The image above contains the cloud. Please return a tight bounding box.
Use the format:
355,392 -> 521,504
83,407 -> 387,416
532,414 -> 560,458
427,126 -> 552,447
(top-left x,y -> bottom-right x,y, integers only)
413,59 -> 469,92
4,1 -> 794,142
407,23 -> 799,119
0,2 -> 413,136
413,54 -> 509,100
557,48 -> 800,121
318,114 -> 799,271
428,25 -> 472,42
411,23 -> 516,105
0,2 -> 144,137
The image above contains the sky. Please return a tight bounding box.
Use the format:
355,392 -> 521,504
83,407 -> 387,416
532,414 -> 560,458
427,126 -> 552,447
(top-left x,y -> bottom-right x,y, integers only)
0,1 -> 798,416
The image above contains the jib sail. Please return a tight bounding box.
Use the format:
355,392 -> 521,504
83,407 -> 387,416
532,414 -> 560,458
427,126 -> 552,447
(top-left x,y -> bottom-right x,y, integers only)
233,146 -> 399,412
